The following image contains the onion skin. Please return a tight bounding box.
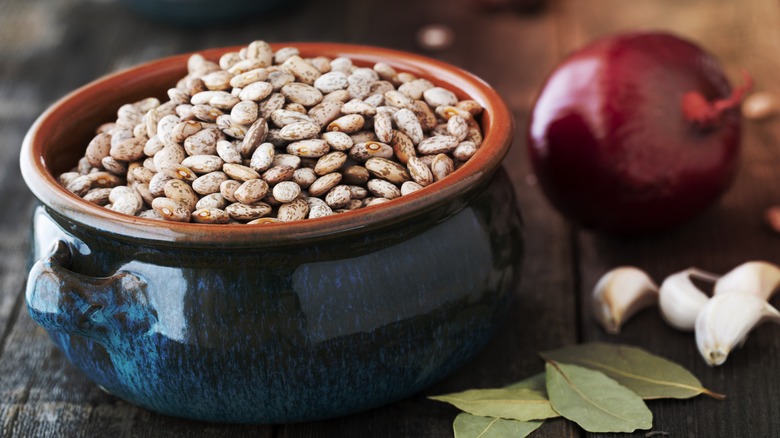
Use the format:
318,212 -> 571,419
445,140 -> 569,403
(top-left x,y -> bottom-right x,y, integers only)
527,32 -> 742,234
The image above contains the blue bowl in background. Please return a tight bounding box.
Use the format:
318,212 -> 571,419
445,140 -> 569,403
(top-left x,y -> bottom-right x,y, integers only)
120,0 -> 296,25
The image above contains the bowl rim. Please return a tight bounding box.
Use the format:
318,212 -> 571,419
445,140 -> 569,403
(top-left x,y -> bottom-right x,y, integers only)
20,42 -> 514,246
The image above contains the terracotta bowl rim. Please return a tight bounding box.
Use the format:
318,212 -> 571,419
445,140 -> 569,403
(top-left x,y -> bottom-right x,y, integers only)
20,42 -> 514,245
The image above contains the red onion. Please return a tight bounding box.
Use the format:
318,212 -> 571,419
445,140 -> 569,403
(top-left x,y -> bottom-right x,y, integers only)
527,32 -> 750,234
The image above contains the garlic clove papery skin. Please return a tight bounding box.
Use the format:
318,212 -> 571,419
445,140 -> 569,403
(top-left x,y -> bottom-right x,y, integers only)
713,261 -> 780,300
658,268 -> 718,332
592,266 -> 658,334
695,292 -> 780,366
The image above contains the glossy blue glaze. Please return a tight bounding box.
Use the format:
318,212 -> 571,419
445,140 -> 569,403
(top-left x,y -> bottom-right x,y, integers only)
26,169 -> 523,424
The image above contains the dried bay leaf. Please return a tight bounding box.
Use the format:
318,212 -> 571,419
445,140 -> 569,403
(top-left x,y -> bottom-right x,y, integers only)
505,372 -> 546,393
541,342 -> 725,400
453,413 -> 543,438
429,386 -> 559,421
546,361 -> 652,433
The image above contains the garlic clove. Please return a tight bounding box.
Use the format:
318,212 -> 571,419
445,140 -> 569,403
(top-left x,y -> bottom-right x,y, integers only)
695,292 -> 780,366
592,266 -> 658,334
713,261 -> 780,300
658,268 -> 720,332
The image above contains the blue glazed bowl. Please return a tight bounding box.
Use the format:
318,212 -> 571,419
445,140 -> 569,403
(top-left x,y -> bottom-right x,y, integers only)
20,43 -> 521,423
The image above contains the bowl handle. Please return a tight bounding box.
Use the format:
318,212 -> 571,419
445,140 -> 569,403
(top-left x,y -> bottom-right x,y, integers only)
25,240 -> 157,343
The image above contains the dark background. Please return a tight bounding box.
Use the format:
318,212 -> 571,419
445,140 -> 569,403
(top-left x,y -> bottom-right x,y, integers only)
1,0 -> 779,436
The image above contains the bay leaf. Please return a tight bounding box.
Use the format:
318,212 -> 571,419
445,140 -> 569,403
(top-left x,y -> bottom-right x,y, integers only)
429,386 -> 559,421
505,372 -> 547,393
453,413 -> 543,438
541,342 -> 725,400
546,361 -> 653,433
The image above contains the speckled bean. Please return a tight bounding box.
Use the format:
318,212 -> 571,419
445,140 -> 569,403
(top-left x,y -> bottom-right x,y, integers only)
181,154 -> 223,174
246,40 -> 274,66
327,114 -> 364,134
152,197 -> 191,222
101,156 -> 127,175
282,56 -> 321,85
293,167 -> 317,188
321,131 -> 353,151
308,172 -> 342,197
231,101 -> 259,125
349,141 -> 394,162
447,115 -> 469,141
149,172 -> 172,196
314,71 -> 348,93
272,181 -> 302,203
270,109 -> 315,127
89,171 -> 123,188
184,128 -> 221,156
367,179 -> 401,199
259,93 -> 287,119
406,156 -> 434,187
111,192 -> 143,216
261,165 -> 295,184
164,179 -> 198,211
431,153 -> 455,182
158,162 -> 197,182
452,141 -> 478,161
279,121 -> 321,141
384,90 -> 414,109
325,185 -> 352,209
392,108 -> 423,144
322,89 -> 351,103
230,68 -> 268,88
83,188 -> 112,205
423,87 -> 458,108
281,83 -> 323,107
239,81 -> 274,102
216,140 -> 243,164
398,79 -> 434,100
249,142 -> 275,172
234,179 -> 270,204
308,101 -> 343,127
342,99 -> 377,116
314,151 -> 347,175
365,157 -> 411,184
226,202 -> 272,221
110,138 -> 145,162
85,133 -> 111,167
341,165 -> 370,185
417,135 -> 459,155
373,111 -> 393,143
223,163 -> 260,181
144,135 -> 165,157
219,179 -> 242,203
277,198 -> 309,222
191,104 -> 224,123
65,174 -> 92,196
240,117 -> 268,157
192,208 -> 231,224
286,139 -> 330,158
401,181 -> 423,196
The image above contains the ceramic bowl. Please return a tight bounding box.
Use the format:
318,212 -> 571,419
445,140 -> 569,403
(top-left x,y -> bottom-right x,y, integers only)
20,43 -> 521,424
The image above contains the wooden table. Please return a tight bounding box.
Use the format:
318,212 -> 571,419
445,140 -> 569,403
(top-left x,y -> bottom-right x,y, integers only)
2,0 -> 780,436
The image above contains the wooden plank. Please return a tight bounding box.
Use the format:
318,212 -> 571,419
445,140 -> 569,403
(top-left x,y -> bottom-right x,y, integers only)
552,0 -> 780,436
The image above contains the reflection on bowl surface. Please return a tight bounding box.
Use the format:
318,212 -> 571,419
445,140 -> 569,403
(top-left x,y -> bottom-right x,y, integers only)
21,43 -> 521,423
